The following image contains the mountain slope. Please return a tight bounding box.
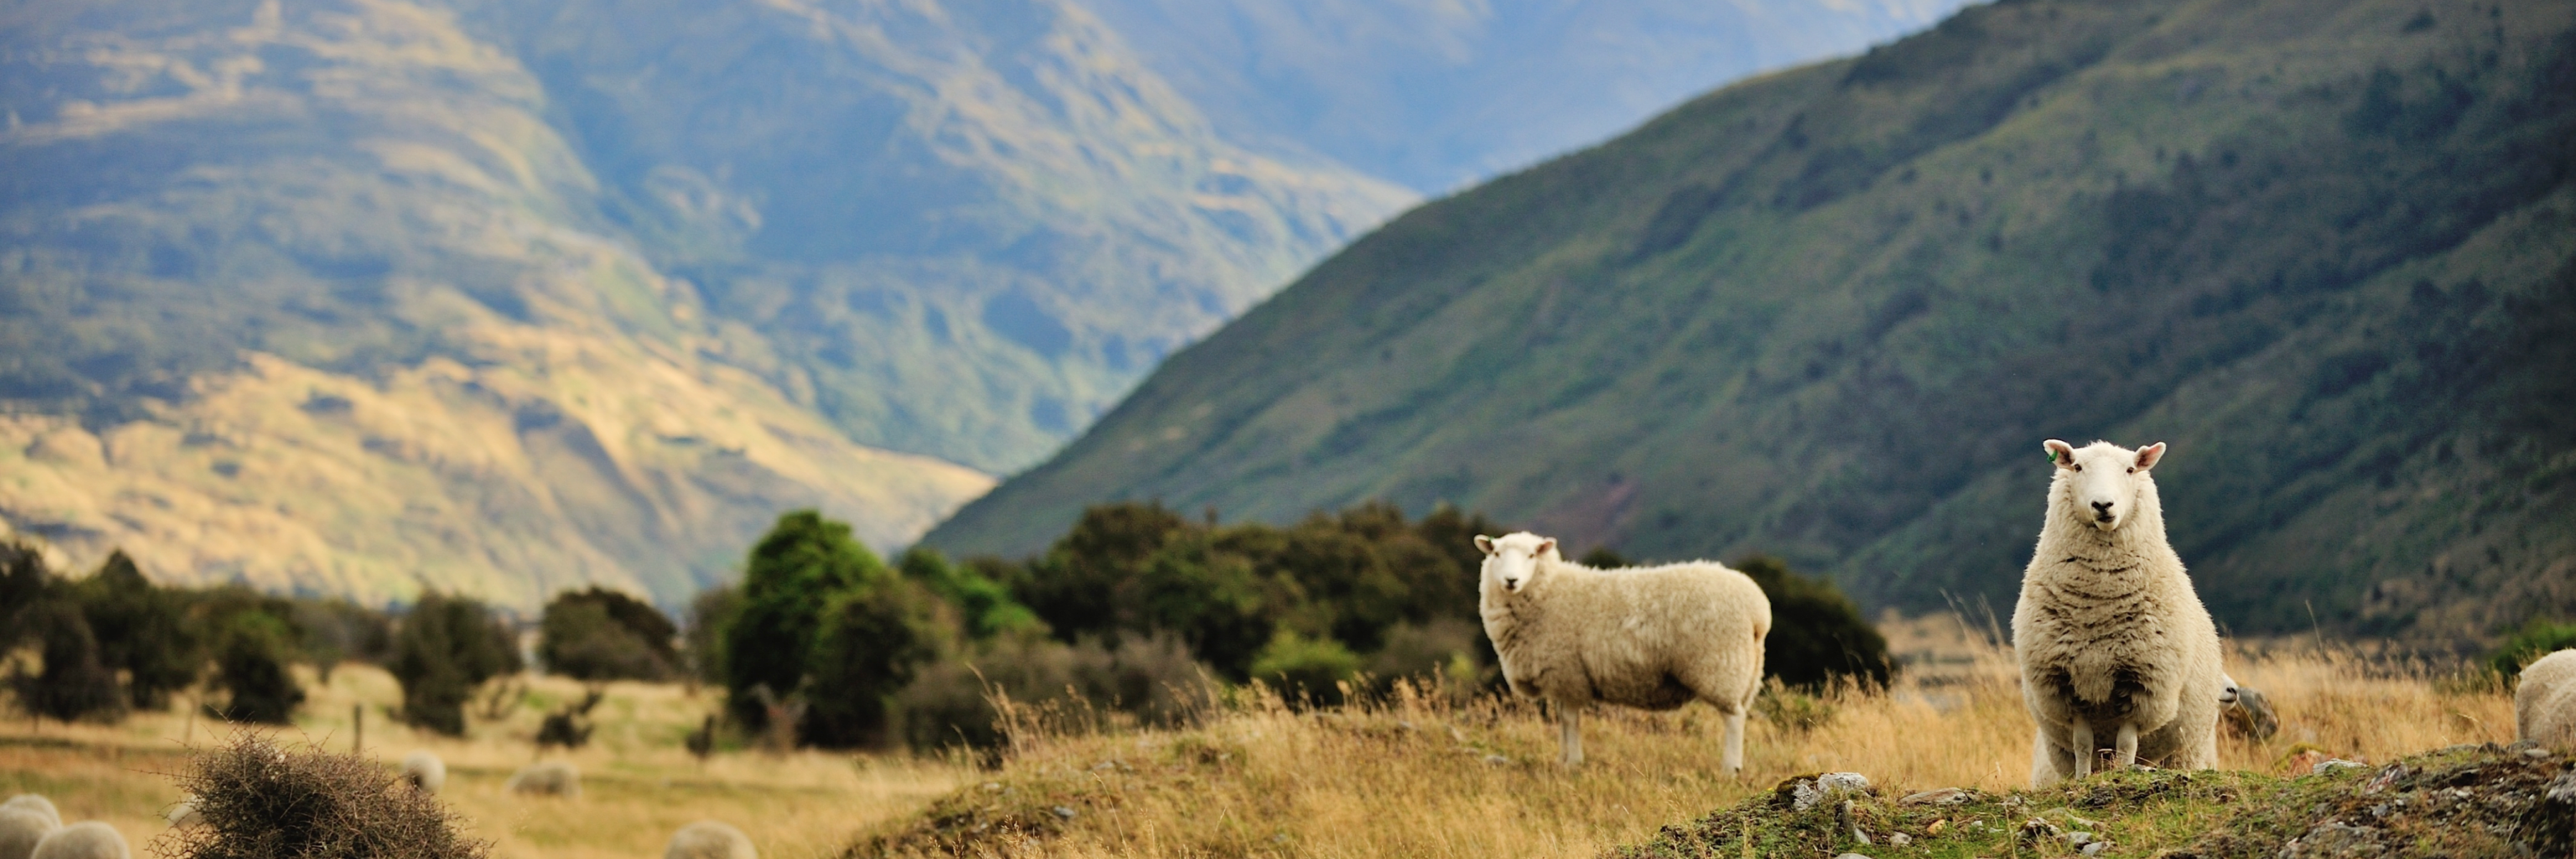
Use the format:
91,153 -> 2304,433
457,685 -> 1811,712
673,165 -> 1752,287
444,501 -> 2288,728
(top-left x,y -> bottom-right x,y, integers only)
0,0 -> 994,606
927,0 -> 2576,639
1082,0 -> 1969,192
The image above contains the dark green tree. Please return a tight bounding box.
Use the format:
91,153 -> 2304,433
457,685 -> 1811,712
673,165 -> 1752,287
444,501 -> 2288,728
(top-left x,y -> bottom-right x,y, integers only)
683,585 -> 740,687
9,599 -> 126,722
206,608 -> 305,724
0,540 -> 53,653
72,550 -> 200,709
389,592 -> 522,736
895,548 -> 1037,641
801,576 -> 948,747
1734,555 -> 1894,690
723,510 -> 886,733
537,587 -> 678,681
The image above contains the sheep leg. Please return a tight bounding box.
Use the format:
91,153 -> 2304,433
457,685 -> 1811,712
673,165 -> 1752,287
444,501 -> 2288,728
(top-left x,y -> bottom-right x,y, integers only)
2069,722 -> 2094,779
1719,707 -> 1747,775
1558,705 -> 1584,767
2113,723 -> 2140,770
2031,727 -> 2067,787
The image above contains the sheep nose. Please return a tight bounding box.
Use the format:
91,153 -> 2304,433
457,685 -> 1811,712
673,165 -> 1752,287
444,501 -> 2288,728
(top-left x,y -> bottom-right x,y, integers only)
2091,500 -> 2115,515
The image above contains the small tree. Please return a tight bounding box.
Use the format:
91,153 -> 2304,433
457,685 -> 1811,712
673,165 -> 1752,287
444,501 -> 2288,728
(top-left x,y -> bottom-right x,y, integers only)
801,576 -> 947,747
0,540 -> 55,653
207,608 -> 306,724
723,510 -> 884,734
72,550 -> 201,709
1734,555 -> 1894,690
683,585 -> 741,688
8,599 -> 126,722
537,587 -> 678,681
389,592 -> 522,736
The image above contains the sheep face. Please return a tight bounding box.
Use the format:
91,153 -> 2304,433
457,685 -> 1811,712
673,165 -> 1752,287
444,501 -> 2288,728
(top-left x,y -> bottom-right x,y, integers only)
2044,439 -> 2166,533
1474,532 -> 1558,594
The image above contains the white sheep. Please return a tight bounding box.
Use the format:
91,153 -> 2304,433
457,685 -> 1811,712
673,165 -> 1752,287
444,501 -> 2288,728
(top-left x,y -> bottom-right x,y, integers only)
0,807 -> 58,859
1474,531 -> 1771,770
665,820 -> 757,859
2012,440 -> 2227,786
400,750 -> 447,795
29,822 -> 126,859
0,798 -> 56,830
2515,649 -> 2576,748
162,798 -> 200,830
505,760 -> 580,797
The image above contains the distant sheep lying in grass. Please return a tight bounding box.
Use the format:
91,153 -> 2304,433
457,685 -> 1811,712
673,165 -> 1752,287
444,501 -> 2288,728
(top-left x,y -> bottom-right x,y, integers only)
506,761 -> 580,797
2517,649 -> 2576,748
0,798 -> 55,830
1,804 -> 59,859
1475,531 -> 1771,770
665,820 -> 756,859
2014,440 -> 2226,785
29,822 -> 126,859
401,751 -> 447,795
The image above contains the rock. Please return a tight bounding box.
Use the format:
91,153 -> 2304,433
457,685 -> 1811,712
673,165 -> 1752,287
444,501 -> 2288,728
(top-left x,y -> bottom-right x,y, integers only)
1483,754 -> 1509,765
2067,831 -> 2093,847
1833,854 -> 1870,859
2278,821 -> 2384,858
1787,772 -> 1873,811
1925,820 -> 1948,836
2221,684 -> 2279,740
2081,841 -> 2109,856
2313,759 -> 2368,775
2018,819 -> 2062,842
1886,833 -> 1911,847
1899,787 -> 1971,806
1050,805 -> 1077,820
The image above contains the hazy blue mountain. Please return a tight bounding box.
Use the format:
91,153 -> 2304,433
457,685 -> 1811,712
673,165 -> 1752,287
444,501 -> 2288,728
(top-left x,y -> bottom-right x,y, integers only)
1082,0 -> 1971,191
928,0 -> 2576,643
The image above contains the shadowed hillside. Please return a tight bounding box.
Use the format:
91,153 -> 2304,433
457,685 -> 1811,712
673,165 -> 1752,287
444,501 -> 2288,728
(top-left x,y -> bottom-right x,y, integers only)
928,0 -> 2576,642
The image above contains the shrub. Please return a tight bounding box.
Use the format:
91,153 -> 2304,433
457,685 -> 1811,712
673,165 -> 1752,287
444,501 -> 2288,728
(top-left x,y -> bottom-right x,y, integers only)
535,691 -> 603,750
897,548 -> 1038,641
892,632 -> 1210,752
1249,629 -> 1362,707
537,587 -> 678,681
801,576 -> 949,748
723,510 -> 887,734
69,550 -> 200,709
0,540 -> 47,650
8,599 -> 126,723
206,608 -> 305,724
389,592 -> 521,736
2489,618 -> 2576,679
292,598 -> 394,681
683,585 -> 740,686
164,732 -> 488,859
1734,555 -> 1895,690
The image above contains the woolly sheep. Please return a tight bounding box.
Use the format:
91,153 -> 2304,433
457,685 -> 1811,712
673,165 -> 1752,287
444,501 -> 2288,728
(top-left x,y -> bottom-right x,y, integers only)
0,799 -> 55,830
162,798 -> 199,830
505,760 -> 580,797
1475,531 -> 1772,770
2012,440 -> 2227,786
400,751 -> 447,795
29,822 -> 126,859
665,820 -> 757,859
0,808 -> 58,859
2516,649 -> 2576,747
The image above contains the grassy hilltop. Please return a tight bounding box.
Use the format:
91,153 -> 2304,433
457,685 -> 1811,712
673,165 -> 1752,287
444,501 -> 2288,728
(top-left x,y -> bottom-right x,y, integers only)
929,0 -> 2576,641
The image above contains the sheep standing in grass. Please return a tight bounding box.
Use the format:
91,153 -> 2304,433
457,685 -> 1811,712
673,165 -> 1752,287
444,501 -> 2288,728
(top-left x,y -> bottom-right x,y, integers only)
401,751 -> 447,795
1475,531 -> 1771,770
0,807 -> 58,859
665,820 -> 757,859
2516,649 -> 2576,747
505,761 -> 580,797
2013,440 -> 2226,786
29,822 -> 126,859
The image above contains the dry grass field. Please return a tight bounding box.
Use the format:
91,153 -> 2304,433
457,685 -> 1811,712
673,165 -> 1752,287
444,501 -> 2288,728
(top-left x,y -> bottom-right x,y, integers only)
0,614 -> 2525,859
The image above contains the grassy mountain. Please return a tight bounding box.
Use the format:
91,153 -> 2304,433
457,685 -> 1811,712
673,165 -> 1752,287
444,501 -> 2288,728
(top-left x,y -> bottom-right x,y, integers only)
928,0 -> 2576,641
0,0 -> 1402,606
1083,0 -> 1968,192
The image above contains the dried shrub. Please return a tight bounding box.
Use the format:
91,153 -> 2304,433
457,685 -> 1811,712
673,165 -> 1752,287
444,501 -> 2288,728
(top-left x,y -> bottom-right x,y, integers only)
157,733 -> 487,859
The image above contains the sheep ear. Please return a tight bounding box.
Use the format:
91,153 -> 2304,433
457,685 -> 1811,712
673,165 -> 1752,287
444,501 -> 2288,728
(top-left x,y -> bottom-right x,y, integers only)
1473,535 -> 1496,555
1536,538 -> 1557,558
2135,442 -> 2167,470
2044,439 -> 2077,468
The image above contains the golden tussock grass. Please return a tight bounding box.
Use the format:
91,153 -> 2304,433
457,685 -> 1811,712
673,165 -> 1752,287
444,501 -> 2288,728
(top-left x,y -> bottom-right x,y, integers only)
0,614 -> 2522,859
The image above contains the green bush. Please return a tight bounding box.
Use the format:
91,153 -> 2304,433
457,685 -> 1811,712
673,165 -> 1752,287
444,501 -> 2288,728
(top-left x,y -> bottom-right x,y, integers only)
389,592 -> 521,736
537,587 -> 678,681
683,585 -> 740,686
206,608 -> 305,724
801,574 -> 949,748
69,550 -> 200,709
892,632 -> 1209,752
1733,555 -> 1894,691
723,510 -> 888,738
897,548 -> 1038,641
1249,629 -> 1362,707
9,599 -> 127,723
2489,618 -> 2576,679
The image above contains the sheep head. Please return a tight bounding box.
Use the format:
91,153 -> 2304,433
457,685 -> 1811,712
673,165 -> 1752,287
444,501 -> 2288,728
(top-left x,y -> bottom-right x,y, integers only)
1474,532 -> 1558,594
2044,439 -> 2166,533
